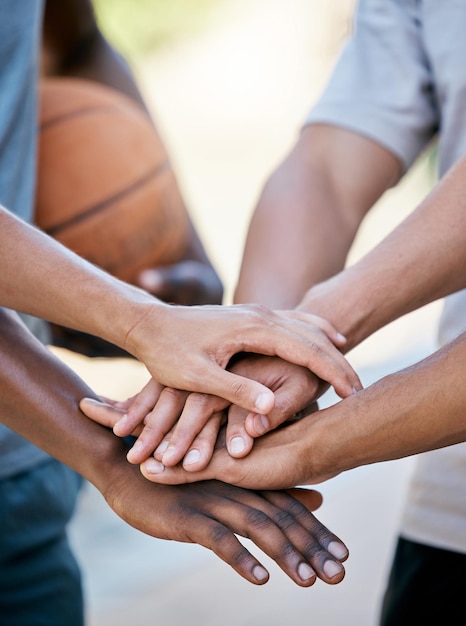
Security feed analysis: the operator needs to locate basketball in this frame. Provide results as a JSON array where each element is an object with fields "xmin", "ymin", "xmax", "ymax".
[{"xmin": 35, "ymin": 77, "xmax": 190, "ymax": 285}]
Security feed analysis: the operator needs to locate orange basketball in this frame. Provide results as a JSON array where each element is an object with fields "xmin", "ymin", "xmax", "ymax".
[{"xmin": 35, "ymin": 77, "xmax": 190, "ymax": 284}]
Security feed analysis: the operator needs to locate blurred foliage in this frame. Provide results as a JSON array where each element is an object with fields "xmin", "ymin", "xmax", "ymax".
[{"xmin": 93, "ymin": 0, "xmax": 221, "ymax": 60}]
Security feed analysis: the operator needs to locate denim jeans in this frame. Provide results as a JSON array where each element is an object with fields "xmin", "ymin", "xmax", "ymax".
[{"xmin": 0, "ymin": 458, "xmax": 83, "ymax": 626}]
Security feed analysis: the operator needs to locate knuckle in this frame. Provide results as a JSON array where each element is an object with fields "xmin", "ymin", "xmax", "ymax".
[
  {"xmin": 302, "ymin": 531, "xmax": 333, "ymax": 562},
  {"xmin": 245, "ymin": 508, "xmax": 272, "ymax": 530},
  {"xmin": 230, "ymin": 545, "xmax": 253, "ymax": 567},
  {"xmin": 209, "ymin": 522, "xmax": 231, "ymax": 545},
  {"xmin": 279, "ymin": 542, "xmax": 298, "ymax": 560},
  {"xmin": 186, "ymin": 393, "xmax": 211, "ymax": 411},
  {"xmin": 277, "ymin": 498, "xmax": 305, "ymax": 520},
  {"xmin": 273, "ymin": 396, "xmax": 294, "ymax": 421},
  {"xmin": 246, "ymin": 303, "xmax": 273, "ymax": 326},
  {"xmin": 271, "ymin": 509, "xmax": 298, "ymax": 533},
  {"xmin": 229, "ymin": 377, "xmax": 250, "ymax": 400},
  {"xmin": 161, "ymin": 387, "xmax": 183, "ymax": 401},
  {"xmin": 308, "ymin": 341, "xmax": 324, "ymax": 358}
]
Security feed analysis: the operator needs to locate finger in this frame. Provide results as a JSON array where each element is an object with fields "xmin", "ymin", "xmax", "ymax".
[
  {"xmin": 225, "ymin": 404, "xmax": 255, "ymax": 458},
  {"xmin": 141, "ymin": 418, "xmax": 308, "ymax": 490},
  {"xmin": 181, "ymin": 411, "xmax": 224, "ymax": 471},
  {"xmin": 115, "ymin": 379, "xmax": 165, "ymax": 437},
  {"xmin": 191, "ymin": 364, "xmax": 276, "ymax": 417},
  {"xmin": 198, "ymin": 487, "xmax": 315, "ymax": 587},
  {"xmin": 126, "ymin": 388, "xmax": 188, "ymax": 464},
  {"xmin": 281, "ymin": 310, "xmax": 348, "ymax": 347},
  {"xmin": 187, "ymin": 511, "xmax": 271, "ymax": 585},
  {"xmin": 141, "ymin": 454, "xmax": 213, "ymax": 484},
  {"xmin": 266, "ymin": 316, "xmax": 362, "ymax": 398},
  {"xmin": 153, "ymin": 426, "xmax": 174, "ymax": 461},
  {"xmin": 245, "ymin": 397, "xmax": 323, "ymax": 438},
  {"xmin": 95, "ymin": 394, "xmax": 131, "ymax": 409},
  {"xmin": 206, "ymin": 483, "xmax": 345, "ymax": 586},
  {"xmin": 244, "ymin": 378, "xmax": 321, "ymax": 439},
  {"xmin": 79, "ymin": 397, "xmax": 127, "ymax": 430},
  {"xmin": 161, "ymin": 394, "xmax": 228, "ymax": 467},
  {"xmin": 260, "ymin": 490, "xmax": 348, "ymax": 583}
]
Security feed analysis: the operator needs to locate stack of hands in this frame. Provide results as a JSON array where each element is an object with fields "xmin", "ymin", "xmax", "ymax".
[
  {"xmin": 77, "ymin": 306, "xmax": 361, "ymax": 587},
  {"xmin": 81, "ymin": 310, "xmax": 360, "ymax": 484}
]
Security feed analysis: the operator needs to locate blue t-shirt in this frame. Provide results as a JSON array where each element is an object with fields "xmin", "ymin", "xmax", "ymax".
[{"xmin": 0, "ymin": 0, "xmax": 52, "ymax": 479}]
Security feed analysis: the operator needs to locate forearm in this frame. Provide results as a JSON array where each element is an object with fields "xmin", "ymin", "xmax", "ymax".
[
  {"xmin": 0, "ymin": 207, "xmax": 161, "ymax": 353},
  {"xmin": 0, "ymin": 307, "xmax": 128, "ymax": 492},
  {"xmin": 307, "ymin": 332, "xmax": 466, "ymax": 480},
  {"xmin": 234, "ymin": 125, "xmax": 401, "ymax": 308},
  {"xmin": 299, "ymin": 155, "xmax": 466, "ymax": 350}
]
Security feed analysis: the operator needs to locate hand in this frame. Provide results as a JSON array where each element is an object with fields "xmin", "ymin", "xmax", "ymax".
[
  {"xmin": 125, "ymin": 304, "xmax": 361, "ymax": 437},
  {"xmin": 80, "ymin": 352, "xmax": 338, "ymax": 471},
  {"xmin": 137, "ymin": 260, "xmax": 223, "ymax": 306},
  {"xmin": 146, "ymin": 356, "xmax": 322, "ymax": 470},
  {"xmin": 103, "ymin": 457, "xmax": 348, "ymax": 587},
  {"xmin": 134, "ymin": 413, "xmax": 337, "ymax": 490}
]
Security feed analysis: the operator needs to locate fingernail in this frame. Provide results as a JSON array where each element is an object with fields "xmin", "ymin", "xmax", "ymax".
[
  {"xmin": 81, "ymin": 397, "xmax": 101, "ymax": 405},
  {"xmin": 352, "ymin": 386, "xmax": 360, "ymax": 394},
  {"xmin": 156, "ymin": 440, "xmax": 169, "ymax": 454},
  {"xmin": 255, "ymin": 392, "xmax": 272, "ymax": 413},
  {"xmin": 230, "ymin": 436, "xmax": 246, "ymax": 454},
  {"xmin": 113, "ymin": 414, "xmax": 128, "ymax": 434},
  {"xmin": 129, "ymin": 440, "xmax": 144, "ymax": 455},
  {"xmin": 256, "ymin": 414, "xmax": 269, "ymax": 434},
  {"xmin": 144, "ymin": 458, "xmax": 165, "ymax": 474},
  {"xmin": 184, "ymin": 449, "xmax": 201, "ymax": 465},
  {"xmin": 336, "ymin": 332, "xmax": 347, "ymax": 343},
  {"xmin": 127, "ymin": 441, "xmax": 144, "ymax": 463},
  {"xmin": 323, "ymin": 559, "xmax": 343, "ymax": 579},
  {"xmin": 327, "ymin": 541, "xmax": 348, "ymax": 560},
  {"xmin": 298, "ymin": 562, "xmax": 316, "ymax": 582},
  {"xmin": 162, "ymin": 446, "xmax": 177, "ymax": 464},
  {"xmin": 252, "ymin": 565, "xmax": 268, "ymax": 582}
]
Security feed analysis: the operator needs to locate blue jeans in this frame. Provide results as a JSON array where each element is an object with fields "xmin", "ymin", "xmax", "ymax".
[{"xmin": 0, "ymin": 459, "xmax": 83, "ymax": 626}]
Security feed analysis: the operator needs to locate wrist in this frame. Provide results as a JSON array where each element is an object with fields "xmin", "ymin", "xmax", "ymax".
[
  {"xmin": 99, "ymin": 284, "xmax": 168, "ymax": 357},
  {"xmin": 299, "ymin": 395, "xmax": 369, "ymax": 482},
  {"xmin": 297, "ymin": 275, "xmax": 377, "ymax": 352}
]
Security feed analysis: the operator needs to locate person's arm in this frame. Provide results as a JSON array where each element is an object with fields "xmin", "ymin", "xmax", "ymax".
[
  {"xmin": 136, "ymin": 331, "xmax": 466, "ymax": 489},
  {"xmin": 129, "ymin": 154, "xmax": 466, "ymax": 488},
  {"xmin": 0, "ymin": 306, "xmax": 348, "ymax": 584},
  {"xmin": 223, "ymin": 131, "xmax": 463, "ymax": 443},
  {"xmin": 41, "ymin": 0, "xmax": 223, "ymax": 307},
  {"xmin": 82, "ymin": 126, "xmax": 391, "ymax": 463},
  {"xmin": 298, "ymin": 153, "xmax": 466, "ymax": 349},
  {"xmin": 0, "ymin": 206, "xmax": 360, "ymax": 413},
  {"xmin": 235, "ymin": 124, "xmax": 402, "ymax": 308}
]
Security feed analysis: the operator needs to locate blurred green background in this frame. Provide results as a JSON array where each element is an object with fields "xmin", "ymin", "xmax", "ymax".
[{"xmin": 93, "ymin": 0, "xmax": 222, "ymax": 60}]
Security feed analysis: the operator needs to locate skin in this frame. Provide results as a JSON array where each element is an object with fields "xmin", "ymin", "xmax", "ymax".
[
  {"xmin": 41, "ymin": 0, "xmax": 223, "ymax": 307},
  {"xmin": 81, "ymin": 134, "xmax": 466, "ymax": 485},
  {"xmin": 133, "ymin": 330, "xmax": 466, "ymax": 489},
  {"xmin": 0, "ymin": 1, "xmax": 358, "ymax": 587},
  {"xmin": 85, "ymin": 318, "xmax": 347, "ymax": 471},
  {"xmin": 0, "ymin": 306, "xmax": 349, "ymax": 584},
  {"xmin": 80, "ymin": 126, "xmax": 396, "ymax": 466},
  {"xmin": 0, "ymin": 206, "xmax": 360, "ymax": 415}
]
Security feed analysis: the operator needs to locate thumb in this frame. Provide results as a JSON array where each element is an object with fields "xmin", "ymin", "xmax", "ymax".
[
  {"xmin": 199, "ymin": 366, "xmax": 275, "ymax": 416},
  {"xmin": 79, "ymin": 397, "xmax": 125, "ymax": 429}
]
